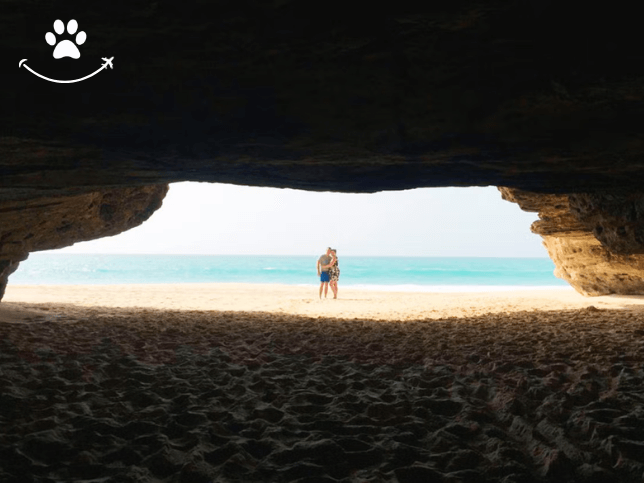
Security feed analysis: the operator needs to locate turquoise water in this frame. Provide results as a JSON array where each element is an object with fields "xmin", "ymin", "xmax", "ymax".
[{"xmin": 9, "ymin": 254, "xmax": 571, "ymax": 292}]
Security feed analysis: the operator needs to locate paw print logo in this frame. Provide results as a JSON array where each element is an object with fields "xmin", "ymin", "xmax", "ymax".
[
  {"xmin": 19, "ymin": 18, "xmax": 113, "ymax": 83},
  {"xmin": 45, "ymin": 19, "xmax": 87, "ymax": 59}
]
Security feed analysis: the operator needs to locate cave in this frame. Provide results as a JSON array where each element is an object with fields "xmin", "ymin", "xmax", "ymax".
[
  {"xmin": 4, "ymin": 3, "xmax": 644, "ymax": 482},
  {"xmin": 3, "ymin": 1, "xmax": 644, "ymax": 299}
]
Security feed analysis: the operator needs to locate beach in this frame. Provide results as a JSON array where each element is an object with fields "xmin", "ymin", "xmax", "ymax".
[
  {"xmin": 5, "ymin": 283, "xmax": 644, "ymax": 319},
  {"xmin": 2, "ymin": 284, "xmax": 644, "ymax": 482}
]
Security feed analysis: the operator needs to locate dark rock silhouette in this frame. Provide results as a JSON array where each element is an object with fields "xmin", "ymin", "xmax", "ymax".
[{"xmin": 2, "ymin": 1, "xmax": 644, "ymax": 296}]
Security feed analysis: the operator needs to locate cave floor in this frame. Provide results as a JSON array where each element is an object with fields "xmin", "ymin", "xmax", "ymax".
[{"xmin": 1, "ymin": 303, "xmax": 644, "ymax": 482}]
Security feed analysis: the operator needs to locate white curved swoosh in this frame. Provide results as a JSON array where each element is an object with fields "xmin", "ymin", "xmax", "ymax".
[{"xmin": 19, "ymin": 59, "xmax": 113, "ymax": 84}]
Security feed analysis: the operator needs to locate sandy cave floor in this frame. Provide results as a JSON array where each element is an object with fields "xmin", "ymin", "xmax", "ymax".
[{"xmin": 1, "ymin": 294, "xmax": 644, "ymax": 482}]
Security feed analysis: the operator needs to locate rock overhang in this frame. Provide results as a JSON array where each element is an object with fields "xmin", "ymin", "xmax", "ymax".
[{"xmin": 2, "ymin": 1, "xmax": 644, "ymax": 297}]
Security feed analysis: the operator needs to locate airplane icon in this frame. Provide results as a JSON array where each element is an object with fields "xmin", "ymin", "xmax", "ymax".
[{"xmin": 101, "ymin": 57, "xmax": 114, "ymax": 69}]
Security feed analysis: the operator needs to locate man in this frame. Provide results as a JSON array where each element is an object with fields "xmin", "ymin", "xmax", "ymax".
[{"xmin": 317, "ymin": 247, "xmax": 333, "ymax": 299}]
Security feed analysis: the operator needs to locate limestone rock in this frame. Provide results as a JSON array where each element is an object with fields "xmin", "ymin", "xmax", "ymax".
[
  {"xmin": 0, "ymin": 185, "xmax": 168, "ymax": 298},
  {"xmin": 0, "ymin": 256, "xmax": 27, "ymax": 301},
  {"xmin": 542, "ymin": 235, "xmax": 644, "ymax": 296},
  {"xmin": 499, "ymin": 187, "xmax": 644, "ymax": 296},
  {"xmin": 568, "ymin": 193, "xmax": 644, "ymax": 255},
  {"xmin": 498, "ymin": 189, "xmax": 587, "ymax": 238}
]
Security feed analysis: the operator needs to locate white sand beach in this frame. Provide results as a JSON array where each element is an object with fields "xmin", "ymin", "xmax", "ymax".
[{"xmin": 4, "ymin": 283, "xmax": 644, "ymax": 320}]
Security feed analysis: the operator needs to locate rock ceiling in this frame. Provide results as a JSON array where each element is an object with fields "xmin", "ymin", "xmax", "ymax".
[{"xmin": 2, "ymin": 1, "xmax": 644, "ymax": 297}]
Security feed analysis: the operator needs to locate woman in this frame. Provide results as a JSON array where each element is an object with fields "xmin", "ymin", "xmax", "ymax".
[{"xmin": 327, "ymin": 249, "xmax": 340, "ymax": 299}]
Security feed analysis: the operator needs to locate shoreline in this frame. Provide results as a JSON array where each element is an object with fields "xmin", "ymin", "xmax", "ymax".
[
  {"xmin": 4, "ymin": 282, "xmax": 644, "ymax": 321},
  {"xmin": 6, "ymin": 281, "xmax": 574, "ymax": 291}
]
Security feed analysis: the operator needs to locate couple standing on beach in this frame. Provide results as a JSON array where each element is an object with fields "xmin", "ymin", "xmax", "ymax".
[{"xmin": 317, "ymin": 247, "xmax": 340, "ymax": 299}]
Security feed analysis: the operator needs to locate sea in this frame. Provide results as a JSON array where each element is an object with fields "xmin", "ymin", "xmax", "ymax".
[{"xmin": 9, "ymin": 254, "xmax": 572, "ymax": 292}]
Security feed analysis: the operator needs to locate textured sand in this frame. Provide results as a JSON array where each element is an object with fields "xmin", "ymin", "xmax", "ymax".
[{"xmin": 2, "ymin": 285, "xmax": 644, "ymax": 482}]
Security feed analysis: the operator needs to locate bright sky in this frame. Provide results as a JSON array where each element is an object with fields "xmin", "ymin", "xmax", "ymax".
[{"xmin": 53, "ymin": 182, "xmax": 546, "ymax": 257}]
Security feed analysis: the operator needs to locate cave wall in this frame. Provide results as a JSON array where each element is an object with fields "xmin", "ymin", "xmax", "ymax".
[
  {"xmin": 2, "ymin": 1, "xmax": 644, "ymax": 298},
  {"xmin": 500, "ymin": 188, "xmax": 644, "ymax": 296},
  {"xmin": 0, "ymin": 186, "xmax": 168, "ymax": 299}
]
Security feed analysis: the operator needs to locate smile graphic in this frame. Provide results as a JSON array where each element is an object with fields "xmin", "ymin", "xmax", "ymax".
[
  {"xmin": 19, "ymin": 57, "xmax": 114, "ymax": 84},
  {"xmin": 18, "ymin": 19, "xmax": 114, "ymax": 84}
]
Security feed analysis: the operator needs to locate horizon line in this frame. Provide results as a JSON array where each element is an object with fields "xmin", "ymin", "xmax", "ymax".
[{"xmin": 35, "ymin": 252, "xmax": 552, "ymax": 259}]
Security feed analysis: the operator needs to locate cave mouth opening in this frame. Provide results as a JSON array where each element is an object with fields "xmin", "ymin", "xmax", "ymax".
[{"xmin": 6, "ymin": 182, "xmax": 566, "ymax": 294}]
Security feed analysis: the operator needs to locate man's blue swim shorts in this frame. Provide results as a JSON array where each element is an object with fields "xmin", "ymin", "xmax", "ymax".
[{"xmin": 320, "ymin": 271, "xmax": 330, "ymax": 282}]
